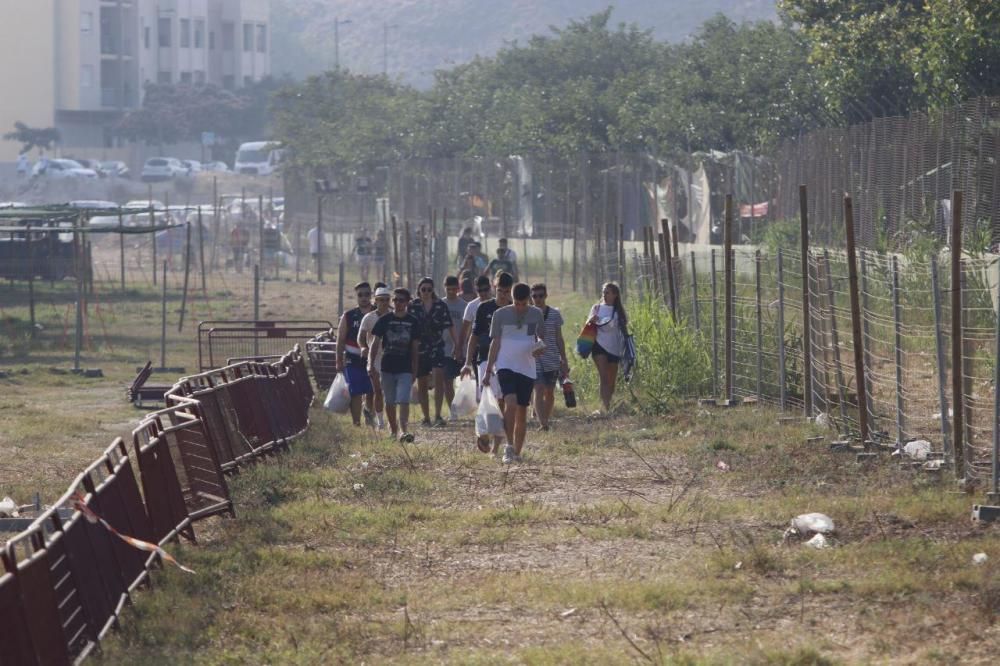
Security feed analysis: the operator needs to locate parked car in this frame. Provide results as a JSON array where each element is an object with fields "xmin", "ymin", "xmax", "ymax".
[
  {"xmin": 234, "ymin": 141, "xmax": 284, "ymax": 175},
  {"xmin": 202, "ymin": 161, "xmax": 230, "ymax": 172},
  {"xmin": 0, "ymin": 202, "xmax": 29, "ymax": 209},
  {"xmin": 180, "ymin": 159, "xmax": 203, "ymax": 174},
  {"xmin": 31, "ymin": 158, "xmax": 99, "ymax": 179},
  {"xmin": 100, "ymin": 160, "xmax": 130, "ymax": 178},
  {"xmin": 123, "ymin": 199, "xmax": 166, "ymax": 226},
  {"xmin": 141, "ymin": 157, "xmax": 186, "ymax": 182},
  {"xmin": 69, "ymin": 200, "xmax": 122, "ymax": 228}
]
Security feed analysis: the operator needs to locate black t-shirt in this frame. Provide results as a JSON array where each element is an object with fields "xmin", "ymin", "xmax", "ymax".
[
  {"xmin": 472, "ymin": 299, "xmax": 501, "ymax": 364},
  {"xmin": 371, "ymin": 312, "xmax": 420, "ymax": 373},
  {"xmin": 341, "ymin": 307, "xmax": 368, "ymax": 367}
]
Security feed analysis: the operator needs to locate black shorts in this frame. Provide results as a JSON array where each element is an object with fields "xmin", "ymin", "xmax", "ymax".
[
  {"xmin": 534, "ymin": 369, "xmax": 559, "ymax": 386},
  {"xmin": 417, "ymin": 345, "xmax": 445, "ymax": 378},
  {"xmin": 497, "ymin": 369, "xmax": 534, "ymax": 407},
  {"xmin": 592, "ymin": 342, "xmax": 620, "ymax": 364},
  {"xmin": 443, "ymin": 357, "xmax": 462, "ymax": 381}
]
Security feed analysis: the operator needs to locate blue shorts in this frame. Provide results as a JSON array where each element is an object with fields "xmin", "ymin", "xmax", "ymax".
[
  {"xmin": 343, "ymin": 365, "xmax": 373, "ymax": 396},
  {"xmin": 380, "ymin": 372, "xmax": 413, "ymax": 406},
  {"xmin": 443, "ymin": 357, "xmax": 462, "ymax": 381}
]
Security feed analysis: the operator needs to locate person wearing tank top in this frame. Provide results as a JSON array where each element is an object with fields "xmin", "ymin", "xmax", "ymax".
[
  {"xmin": 588, "ymin": 282, "xmax": 627, "ymax": 414},
  {"xmin": 336, "ymin": 281, "xmax": 375, "ymax": 426}
]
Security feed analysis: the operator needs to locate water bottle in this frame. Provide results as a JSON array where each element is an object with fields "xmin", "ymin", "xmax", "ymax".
[{"xmin": 562, "ymin": 377, "xmax": 576, "ymax": 408}]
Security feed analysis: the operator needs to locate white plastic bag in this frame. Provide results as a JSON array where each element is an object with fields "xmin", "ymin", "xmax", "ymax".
[
  {"xmin": 323, "ymin": 373, "xmax": 351, "ymax": 414},
  {"xmin": 451, "ymin": 375, "xmax": 478, "ymax": 417},
  {"xmin": 475, "ymin": 388, "xmax": 505, "ymax": 437}
]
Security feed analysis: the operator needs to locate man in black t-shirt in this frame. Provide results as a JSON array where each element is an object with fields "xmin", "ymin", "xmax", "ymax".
[
  {"xmin": 368, "ymin": 288, "xmax": 420, "ymax": 443},
  {"xmin": 336, "ymin": 282, "xmax": 374, "ymax": 426}
]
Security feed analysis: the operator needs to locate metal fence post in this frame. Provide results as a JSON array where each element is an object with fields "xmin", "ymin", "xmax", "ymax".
[
  {"xmin": 160, "ymin": 261, "xmax": 168, "ymax": 369},
  {"xmin": 799, "ymin": 184, "xmax": 812, "ymax": 416},
  {"xmin": 891, "ymin": 255, "xmax": 906, "ymax": 445},
  {"xmin": 662, "ymin": 219, "xmax": 676, "ymax": 318},
  {"xmin": 118, "ymin": 210, "xmax": 126, "ymax": 291},
  {"xmin": 843, "ymin": 195, "xmax": 869, "ymax": 444},
  {"xmin": 724, "ymin": 195, "xmax": 734, "ymax": 403},
  {"xmin": 930, "ymin": 256, "xmax": 952, "ymax": 459},
  {"xmin": 690, "ymin": 251, "xmax": 700, "ymax": 332},
  {"xmin": 777, "ymin": 248, "xmax": 787, "ymax": 410},
  {"xmin": 755, "ymin": 249, "xmax": 763, "ymax": 402},
  {"xmin": 951, "ymin": 190, "xmax": 965, "ymax": 477},
  {"xmin": 178, "ymin": 222, "xmax": 191, "ymax": 333},
  {"xmin": 317, "ymin": 196, "xmax": 324, "ymax": 284},
  {"xmin": 710, "ymin": 248, "xmax": 719, "ymax": 398},
  {"xmin": 992, "ymin": 258, "xmax": 1000, "ymax": 501}
]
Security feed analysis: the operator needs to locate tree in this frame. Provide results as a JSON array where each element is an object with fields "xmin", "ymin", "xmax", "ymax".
[
  {"xmin": 3, "ymin": 122, "xmax": 60, "ymax": 155},
  {"xmin": 117, "ymin": 83, "xmax": 247, "ymax": 152}
]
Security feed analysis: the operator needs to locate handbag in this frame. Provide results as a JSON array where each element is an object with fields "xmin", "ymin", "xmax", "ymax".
[{"xmin": 576, "ymin": 320, "xmax": 598, "ymax": 358}]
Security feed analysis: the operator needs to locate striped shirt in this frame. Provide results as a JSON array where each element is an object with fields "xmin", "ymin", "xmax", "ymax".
[{"xmin": 535, "ymin": 305, "xmax": 565, "ymax": 373}]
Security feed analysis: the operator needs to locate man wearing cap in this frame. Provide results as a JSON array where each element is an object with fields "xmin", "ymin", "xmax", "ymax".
[
  {"xmin": 360, "ymin": 283, "xmax": 392, "ymax": 429},
  {"xmin": 368, "ymin": 288, "xmax": 421, "ymax": 443}
]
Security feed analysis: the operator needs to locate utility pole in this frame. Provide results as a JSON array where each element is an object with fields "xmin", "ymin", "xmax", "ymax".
[{"xmin": 334, "ymin": 17, "xmax": 352, "ymax": 72}]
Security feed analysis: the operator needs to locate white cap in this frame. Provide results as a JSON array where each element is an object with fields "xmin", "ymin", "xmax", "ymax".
[{"xmin": 374, "ymin": 286, "xmax": 392, "ymax": 298}]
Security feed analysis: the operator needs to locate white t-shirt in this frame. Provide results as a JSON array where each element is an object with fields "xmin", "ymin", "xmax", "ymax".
[
  {"xmin": 592, "ymin": 303, "xmax": 625, "ymax": 356},
  {"xmin": 360, "ymin": 309, "xmax": 387, "ymax": 367},
  {"xmin": 463, "ymin": 296, "xmax": 483, "ymax": 324},
  {"xmin": 489, "ymin": 305, "xmax": 543, "ymax": 378}
]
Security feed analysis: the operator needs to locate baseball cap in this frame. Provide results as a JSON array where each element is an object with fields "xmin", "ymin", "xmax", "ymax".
[{"xmin": 374, "ymin": 286, "xmax": 392, "ymax": 298}]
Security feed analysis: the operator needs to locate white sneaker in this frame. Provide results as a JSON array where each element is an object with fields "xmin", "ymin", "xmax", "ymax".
[{"xmin": 502, "ymin": 445, "xmax": 515, "ymax": 464}]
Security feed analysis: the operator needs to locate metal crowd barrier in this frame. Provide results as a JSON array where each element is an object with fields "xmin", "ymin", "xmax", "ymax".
[{"xmin": 0, "ymin": 345, "xmax": 314, "ymax": 664}]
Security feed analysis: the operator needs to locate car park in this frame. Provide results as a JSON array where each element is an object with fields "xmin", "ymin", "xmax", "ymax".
[
  {"xmin": 141, "ymin": 157, "xmax": 186, "ymax": 182},
  {"xmin": 202, "ymin": 161, "xmax": 230, "ymax": 172},
  {"xmin": 31, "ymin": 158, "xmax": 99, "ymax": 179}
]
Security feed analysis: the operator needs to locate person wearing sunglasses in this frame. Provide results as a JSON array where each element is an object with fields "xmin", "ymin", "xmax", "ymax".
[
  {"xmin": 482, "ymin": 282, "xmax": 545, "ymax": 464},
  {"xmin": 529, "ymin": 283, "xmax": 568, "ymax": 431},
  {"xmin": 368, "ymin": 288, "xmax": 420, "ymax": 443},
  {"xmin": 458, "ymin": 274, "xmax": 492, "ymax": 371},
  {"xmin": 335, "ymin": 281, "xmax": 375, "ymax": 426},
  {"xmin": 359, "ymin": 283, "xmax": 392, "ymax": 430},
  {"xmin": 408, "ymin": 277, "xmax": 457, "ymax": 427}
]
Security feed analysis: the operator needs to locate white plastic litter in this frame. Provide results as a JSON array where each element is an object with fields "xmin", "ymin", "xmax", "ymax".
[
  {"xmin": 0, "ymin": 497, "xmax": 17, "ymax": 517},
  {"xmin": 353, "ymin": 483, "xmax": 364, "ymax": 492},
  {"xmin": 902, "ymin": 439, "xmax": 931, "ymax": 461},
  {"xmin": 450, "ymin": 375, "xmax": 478, "ymax": 417},
  {"xmin": 931, "ymin": 408, "xmax": 954, "ymax": 421},
  {"xmin": 814, "ymin": 412, "xmax": 829, "ymax": 428},
  {"xmin": 922, "ymin": 459, "xmax": 944, "ymax": 471},
  {"xmin": 805, "ymin": 533, "xmax": 829, "ymax": 549},
  {"xmin": 323, "ymin": 373, "xmax": 351, "ymax": 414},
  {"xmin": 475, "ymin": 387, "xmax": 505, "ymax": 437},
  {"xmin": 972, "ymin": 552, "xmax": 988, "ymax": 566},
  {"xmin": 790, "ymin": 513, "xmax": 835, "ymax": 535}
]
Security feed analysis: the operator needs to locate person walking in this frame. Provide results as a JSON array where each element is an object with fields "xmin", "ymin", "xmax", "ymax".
[
  {"xmin": 360, "ymin": 283, "xmax": 391, "ymax": 429},
  {"xmin": 354, "ymin": 230, "xmax": 373, "ymax": 282},
  {"xmin": 483, "ymin": 282, "xmax": 545, "ymax": 464},
  {"xmin": 408, "ymin": 277, "xmax": 457, "ymax": 427},
  {"xmin": 373, "ymin": 229, "xmax": 387, "ymax": 282},
  {"xmin": 462, "ymin": 272, "xmax": 513, "ymax": 453},
  {"xmin": 457, "ymin": 226, "xmax": 476, "ymax": 265},
  {"xmin": 530, "ymin": 283, "xmax": 568, "ymax": 430},
  {"xmin": 335, "ymin": 282, "xmax": 375, "ymax": 426},
  {"xmin": 486, "ymin": 245, "xmax": 517, "ymax": 281},
  {"xmin": 368, "ymin": 288, "xmax": 420, "ymax": 442},
  {"xmin": 459, "ymin": 274, "xmax": 492, "ymax": 361},
  {"xmin": 589, "ymin": 282, "xmax": 627, "ymax": 414},
  {"xmin": 442, "ymin": 275, "xmax": 468, "ymax": 419}
]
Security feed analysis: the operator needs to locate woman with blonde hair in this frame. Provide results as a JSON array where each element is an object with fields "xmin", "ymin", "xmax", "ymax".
[{"xmin": 588, "ymin": 282, "xmax": 627, "ymax": 413}]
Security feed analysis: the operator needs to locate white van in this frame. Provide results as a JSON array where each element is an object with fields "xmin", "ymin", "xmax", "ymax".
[{"xmin": 234, "ymin": 141, "xmax": 284, "ymax": 176}]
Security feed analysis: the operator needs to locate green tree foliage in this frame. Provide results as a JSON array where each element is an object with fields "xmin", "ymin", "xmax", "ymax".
[
  {"xmin": 778, "ymin": 0, "xmax": 1000, "ymax": 118},
  {"xmin": 3, "ymin": 122, "xmax": 60, "ymax": 155}
]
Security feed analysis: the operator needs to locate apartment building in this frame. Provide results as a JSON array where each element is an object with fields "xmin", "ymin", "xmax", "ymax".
[{"xmin": 0, "ymin": 0, "xmax": 270, "ymax": 162}]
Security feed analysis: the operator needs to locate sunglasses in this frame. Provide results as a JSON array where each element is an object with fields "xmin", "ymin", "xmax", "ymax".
[
  {"xmin": 531, "ymin": 293, "xmax": 545, "ymax": 299},
  {"xmin": 392, "ymin": 297, "xmax": 408, "ymax": 303},
  {"xmin": 357, "ymin": 292, "xmax": 372, "ymax": 298},
  {"xmin": 477, "ymin": 288, "xmax": 490, "ymax": 293},
  {"xmin": 419, "ymin": 288, "xmax": 433, "ymax": 293}
]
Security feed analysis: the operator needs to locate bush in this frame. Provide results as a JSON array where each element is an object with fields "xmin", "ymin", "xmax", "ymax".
[{"xmin": 625, "ymin": 297, "xmax": 712, "ymax": 413}]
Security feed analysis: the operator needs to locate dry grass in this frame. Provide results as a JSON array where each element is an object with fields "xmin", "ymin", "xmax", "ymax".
[{"xmin": 2, "ymin": 265, "xmax": 998, "ymax": 664}]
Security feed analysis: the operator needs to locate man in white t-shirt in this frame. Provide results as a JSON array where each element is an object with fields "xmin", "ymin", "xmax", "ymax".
[
  {"xmin": 360, "ymin": 284, "xmax": 391, "ymax": 429},
  {"xmin": 308, "ymin": 226, "xmax": 321, "ymax": 267},
  {"xmin": 483, "ymin": 282, "xmax": 545, "ymax": 464}
]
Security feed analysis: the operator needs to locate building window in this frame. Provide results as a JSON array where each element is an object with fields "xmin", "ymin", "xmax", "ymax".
[
  {"xmin": 194, "ymin": 20, "xmax": 205, "ymax": 49},
  {"xmin": 158, "ymin": 17, "xmax": 171, "ymax": 47},
  {"xmin": 180, "ymin": 72, "xmax": 192, "ymax": 84},
  {"xmin": 222, "ymin": 75, "xmax": 235, "ymax": 90},
  {"xmin": 158, "ymin": 71, "xmax": 172, "ymax": 84},
  {"xmin": 256, "ymin": 25, "xmax": 267, "ymax": 53},
  {"xmin": 243, "ymin": 23, "xmax": 253, "ymax": 52},
  {"xmin": 81, "ymin": 65, "xmax": 93, "ymax": 87},
  {"xmin": 221, "ymin": 22, "xmax": 234, "ymax": 50},
  {"xmin": 194, "ymin": 70, "xmax": 205, "ymax": 85},
  {"xmin": 81, "ymin": 12, "xmax": 93, "ymax": 32},
  {"xmin": 209, "ymin": 31, "xmax": 215, "ymax": 50},
  {"xmin": 243, "ymin": 75, "xmax": 253, "ymax": 87},
  {"xmin": 144, "ymin": 26, "xmax": 150, "ymax": 49},
  {"xmin": 180, "ymin": 19, "xmax": 190, "ymax": 48}
]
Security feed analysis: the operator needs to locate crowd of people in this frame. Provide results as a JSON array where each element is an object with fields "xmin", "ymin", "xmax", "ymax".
[{"xmin": 329, "ymin": 234, "xmax": 630, "ymax": 463}]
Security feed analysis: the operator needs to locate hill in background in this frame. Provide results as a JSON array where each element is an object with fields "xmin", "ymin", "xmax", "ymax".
[{"xmin": 271, "ymin": 0, "xmax": 777, "ymax": 87}]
